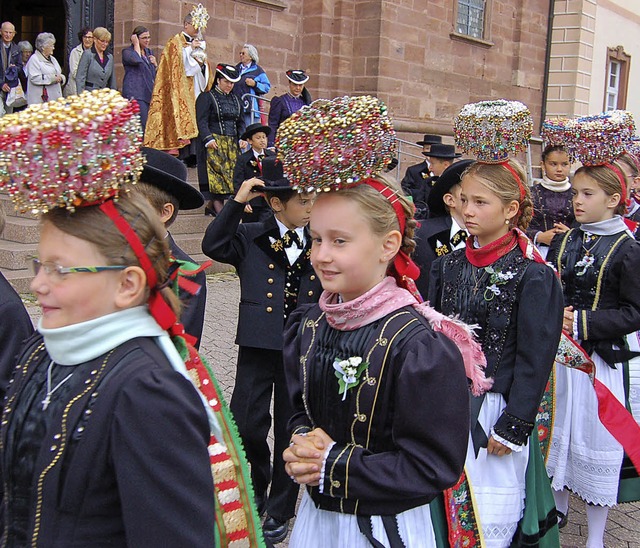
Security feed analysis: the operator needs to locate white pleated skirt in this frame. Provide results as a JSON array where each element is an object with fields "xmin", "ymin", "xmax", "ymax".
[
  {"xmin": 288, "ymin": 490, "xmax": 437, "ymax": 548},
  {"xmin": 464, "ymin": 392, "xmax": 530, "ymax": 548},
  {"xmin": 546, "ymin": 352, "xmax": 625, "ymax": 507}
]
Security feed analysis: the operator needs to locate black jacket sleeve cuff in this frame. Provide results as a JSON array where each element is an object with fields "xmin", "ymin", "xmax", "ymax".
[
  {"xmin": 321, "ymin": 443, "xmax": 357, "ymax": 499},
  {"xmin": 493, "ymin": 411, "xmax": 534, "ymax": 446}
]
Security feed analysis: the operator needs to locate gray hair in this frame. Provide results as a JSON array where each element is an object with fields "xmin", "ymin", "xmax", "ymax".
[
  {"xmin": 17, "ymin": 40, "xmax": 33, "ymax": 53},
  {"xmin": 243, "ymin": 44, "xmax": 259, "ymax": 64},
  {"xmin": 35, "ymin": 32, "xmax": 55, "ymax": 52}
]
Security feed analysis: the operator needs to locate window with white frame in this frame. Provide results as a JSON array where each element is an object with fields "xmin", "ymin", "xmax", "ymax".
[
  {"xmin": 604, "ymin": 46, "xmax": 630, "ymax": 111},
  {"xmin": 606, "ymin": 60, "xmax": 620, "ymax": 111},
  {"xmin": 456, "ymin": 0, "xmax": 486, "ymax": 39}
]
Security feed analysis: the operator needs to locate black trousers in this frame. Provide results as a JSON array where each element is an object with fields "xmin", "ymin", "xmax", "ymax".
[{"xmin": 230, "ymin": 346, "xmax": 299, "ymax": 521}]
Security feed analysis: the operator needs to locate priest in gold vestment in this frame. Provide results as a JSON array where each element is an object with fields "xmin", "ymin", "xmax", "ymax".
[{"xmin": 144, "ymin": 14, "xmax": 213, "ymax": 155}]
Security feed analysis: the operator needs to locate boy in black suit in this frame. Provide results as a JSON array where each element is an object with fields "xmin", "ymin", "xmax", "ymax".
[
  {"xmin": 233, "ymin": 122, "xmax": 274, "ymax": 223},
  {"xmin": 131, "ymin": 147, "xmax": 208, "ymax": 348},
  {"xmin": 202, "ymin": 157, "xmax": 321, "ymax": 543},
  {"xmin": 413, "ymin": 159, "xmax": 473, "ymax": 297}
]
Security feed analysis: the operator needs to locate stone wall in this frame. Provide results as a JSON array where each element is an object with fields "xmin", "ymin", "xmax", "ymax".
[{"xmin": 112, "ymin": 0, "xmax": 550, "ymax": 141}]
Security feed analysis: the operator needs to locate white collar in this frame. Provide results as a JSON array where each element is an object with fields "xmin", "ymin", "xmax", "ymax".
[
  {"xmin": 253, "ymin": 148, "xmax": 265, "ymax": 159},
  {"xmin": 539, "ymin": 175, "xmax": 571, "ymax": 192},
  {"xmin": 275, "ymin": 217, "xmax": 305, "ymax": 241}
]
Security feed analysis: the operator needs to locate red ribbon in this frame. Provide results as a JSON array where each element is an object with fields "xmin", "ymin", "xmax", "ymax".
[
  {"xmin": 361, "ymin": 178, "xmax": 421, "ymax": 294},
  {"xmin": 605, "ymin": 162, "xmax": 630, "ymax": 207},
  {"xmin": 99, "ymin": 199, "xmax": 195, "ymax": 344}
]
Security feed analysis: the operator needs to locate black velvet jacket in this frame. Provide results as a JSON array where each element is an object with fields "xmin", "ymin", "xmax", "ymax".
[
  {"xmin": 548, "ymin": 227, "xmax": 640, "ymax": 364},
  {"xmin": 284, "ymin": 304, "xmax": 469, "ymax": 516},
  {"xmin": 202, "ymin": 199, "xmax": 321, "ymax": 350},
  {"xmin": 428, "ymin": 247, "xmax": 563, "ymax": 445},
  {"xmin": 0, "ymin": 335, "xmax": 216, "ymax": 547}
]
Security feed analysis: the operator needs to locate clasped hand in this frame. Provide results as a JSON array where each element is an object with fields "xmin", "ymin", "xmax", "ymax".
[{"xmin": 283, "ymin": 428, "xmax": 334, "ymax": 486}]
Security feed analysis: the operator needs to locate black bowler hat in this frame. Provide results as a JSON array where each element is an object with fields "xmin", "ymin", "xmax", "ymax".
[
  {"xmin": 140, "ymin": 147, "xmax": 204, "ymax": 210},
  {"xmin": 427, "ymin": 159, "xmax": 474, "ymax": 218},
  {"xmin": 416, "ymin": 134, "xmax": 442, "ymax": 146},
  {"xmin": 423, "ymin": 143, "xmax": 462, "ymax": 159},
  {"xmin": 286, "ymin": 69, "xmax": 309, "ymax": 84},
  {"xmin": 241, "ymin": 123, "xmax": 271, "ymax": 141},
  {"xmin": 216, "ymin": 63, "xmax": 241, "ymax": 82}
]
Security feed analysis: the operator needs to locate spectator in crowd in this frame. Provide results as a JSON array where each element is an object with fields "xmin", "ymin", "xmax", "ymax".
[
  {"xmin": 16, "ymin": 41, "xmax": 32, "ymax": 100},
  {"xmin": 232, "ymin": 44, "xmax": 270, "ymax": 129},
  {"xmin": 267, "ymin": 69, "xmax": 311, "ymax": 148},
  {"xmin": 0, "ymin": 21, "xmax": 23, "ymax": 113},
  {"xmin": 144, "ymin": 12, "xmax": 213, "ymax": 163},
  {"xmin": 122, "ymin": 26, "xmax": 157, "ymax": 132},
  {"xmin": 75, "ymin": 27, "xmax": 115, "ymax": 93},
  {"xmin": 24, "ymin": 33, "xmax": 65, "ymax": 105},
  {"xmin": 64, "ymin": 27, "xmax": 93, "ymax": 96}
]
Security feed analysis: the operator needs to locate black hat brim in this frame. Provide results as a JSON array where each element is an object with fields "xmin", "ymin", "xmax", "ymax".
[
  {"xmin": 423, "ymin": 151, "xmax": 463, "ymax": 159},
  {"xmin": 140, "ymin": 148, "xmax": 204, "ymax": 210},
  {"xmin": 241, "ymin": 124, "xmax": 271, "ymax": 141},
  {"xmin": 426, "ymin": 159, "xmax": 474, "ymax": 218}
]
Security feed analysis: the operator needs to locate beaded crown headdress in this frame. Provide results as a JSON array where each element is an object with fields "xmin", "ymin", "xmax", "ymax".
[
  {"xmin": 453, "ymin": 100, "xmax": 533, "ymax": 163},
  {"xmin": 561, "ymin": 110, "xmax": 635, "ymax": 166},
  {"xmin": 0, "ymin": 89, "xmax": 144, "ymax": 214},
  {"xmin": 275, "ymin": 95, "xmax": 396, "ymax": 192},
  {"xmin": 541, "ymin": 117, "xmax": 571, "ymax": 148}
]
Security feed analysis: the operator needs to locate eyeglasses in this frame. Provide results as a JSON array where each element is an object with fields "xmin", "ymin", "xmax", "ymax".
[
  {"xmin": 83, "ymin": 35, "xmax": 94, "ymax": 40},
  {"xmin": 95, "ymin": 38, "xmax": 110, "ymax": 44},
  {"xmin": 31, "ymin": 258, "xmax": 126, "ymax": 282}
]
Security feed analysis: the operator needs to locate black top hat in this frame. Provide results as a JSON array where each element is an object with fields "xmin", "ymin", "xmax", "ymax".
[
  {"xmin": 286, "ymin": 69, "xmax": 309, "ymax": 84},
  {"xmin": 423, "ymin": 143, "xmax": 462, "ymax": 159},
  {"xmin": 416, "ymin": 134, "xmax": 442, "ymax": 146},
  {"xmin": 259, "ymin": 156, "xmax": 294, "ymax": 192},
  {"xmin": 215, "ymin": 64, "xmax": 241, "ymax": 83},
  {"xmin": 427, "ymin": 159, "xmax": 474, "ymax": 218},
  {"xmin": 241, "ymin": 123, "xmax": 271, "ymax": 141},
  {"xmin": 140, "ymin": 147, "xmax": 204, "ymax": 210}
]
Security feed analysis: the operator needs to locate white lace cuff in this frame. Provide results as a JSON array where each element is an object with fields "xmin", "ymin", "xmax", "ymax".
[
  {"xmin": 490, "ymin": 427, "xmax": 524, "ymax": 452},
  {"xmin": 317, "ymin": 441, "xmax": 337, "ymax": 494}
]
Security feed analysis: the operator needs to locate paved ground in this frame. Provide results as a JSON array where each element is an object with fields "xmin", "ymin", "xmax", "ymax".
[{"xmin": 23, "ymin": 272, "xmax": 640, "ymax": 547}]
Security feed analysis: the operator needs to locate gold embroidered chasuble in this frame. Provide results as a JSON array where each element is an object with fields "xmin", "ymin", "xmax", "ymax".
[{"xmin": 144, "ymin": 33, "xmax": 213, "ymax": 150}]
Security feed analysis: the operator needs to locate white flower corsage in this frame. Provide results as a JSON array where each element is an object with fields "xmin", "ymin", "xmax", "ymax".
[{"xmin": 332, "ymin": 356, "xmax": 368, "ymax": 401}]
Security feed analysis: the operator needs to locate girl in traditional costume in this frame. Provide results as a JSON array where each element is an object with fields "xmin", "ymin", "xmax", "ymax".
[
  {"xmin": 544, "ymin": 111, "xmax": 640, "ymax": 548},
  {"xmin": 278, "ymin": 95, "xmax": 487, "ymax": 547},
  {"xmin": 196, "ymin": 63, "xmax": 245, "ymax": 216},
  {"xmin": 527, "ymin": 124, "xmax": 574, "ymax": 254},
  {"xmin": 428, "ymin": 100, "xmax": 563, "ymax": 547},
  {"xmin": 0, "ymin": 89, "xmax": 264, "ymax": 547}
]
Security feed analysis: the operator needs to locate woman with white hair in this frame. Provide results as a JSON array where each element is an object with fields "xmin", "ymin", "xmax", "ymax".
[
  {"xmin": 24, "ymin": 32, "xmax": 65, "ymax": 105},
  {"xmin": 232, "ymin": 44, "xmax": 271, "ymax": 128}
]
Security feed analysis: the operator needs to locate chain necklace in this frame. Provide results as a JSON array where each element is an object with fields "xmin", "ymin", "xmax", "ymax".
[
  {"xmin": 41, "ymin": 360, "xmax": 74, "ymax": 411},
  {"xmin": 472, "ymin": 266, "xmax": 487, "ymax": 295},
  {"xmin": 574, "ymin": 232, "xmax": 600, "ymax": 277}
]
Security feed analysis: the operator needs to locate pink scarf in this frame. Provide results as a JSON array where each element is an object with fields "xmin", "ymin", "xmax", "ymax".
[{"xmin": 319, "ymin": 277, "xmax": 492, "ymax": 396}]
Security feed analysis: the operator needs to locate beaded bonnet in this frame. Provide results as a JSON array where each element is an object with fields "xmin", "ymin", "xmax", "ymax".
[
  {"xmin": 0, "ymin": 89, "xmax": 144, "ymax": 215},
  {"xmin": 453, "ymin": 100, "xmax": 533, "ymax": 163},
  {"xmin": 275, "ymin": 95, "xmax": 396, "ymax": 191},
  {"xmin": 561, "ymin": 110, "xmax": 636, "ymax": 166}
]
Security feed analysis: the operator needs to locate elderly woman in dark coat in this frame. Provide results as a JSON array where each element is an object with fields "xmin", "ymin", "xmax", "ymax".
[
  {"xmin": 76, "ymin": 27, "xmax": 116, "ymax": 93},
  {"xmin": 122, "ymin": 26, "xmax": 157, "ymax": 132}
]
